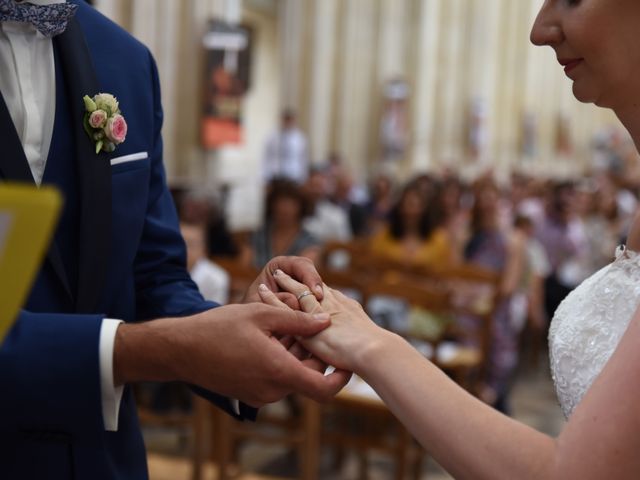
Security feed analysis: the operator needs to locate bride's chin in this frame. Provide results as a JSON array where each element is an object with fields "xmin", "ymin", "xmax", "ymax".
[
  {"xmin": 572, "ymin": 83, "xmax": 599, "ymax": 105},
  {"xmin": 572, "ymin": 83, "xmax": 612, "ymax": 108}
]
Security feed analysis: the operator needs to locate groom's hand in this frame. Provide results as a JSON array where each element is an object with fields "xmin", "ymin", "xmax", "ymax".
[{"xmin": 113, "ymin": 303, "xmax": 350, "ymax": 406}]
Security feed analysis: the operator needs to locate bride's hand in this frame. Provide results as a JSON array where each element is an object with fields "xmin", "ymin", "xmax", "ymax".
[{"xmin": 257, "ymin": 269, "xmax": 392, "ymax": 374}]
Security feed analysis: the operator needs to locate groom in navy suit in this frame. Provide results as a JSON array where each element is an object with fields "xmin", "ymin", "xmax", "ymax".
[{"xmin": 0, "ymin": 1, "xmax": 348, "ymax": 479}]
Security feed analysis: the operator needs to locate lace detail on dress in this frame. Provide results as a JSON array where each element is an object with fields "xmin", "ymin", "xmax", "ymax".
[{"xmin": 549, "ymin": 245, "xmax": 640, "ymax": 418}]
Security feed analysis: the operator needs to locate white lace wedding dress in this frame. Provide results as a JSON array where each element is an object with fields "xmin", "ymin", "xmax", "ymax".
[{"xmin": 550, "ymin": 246, "xmax": 640, "ymax": 418}]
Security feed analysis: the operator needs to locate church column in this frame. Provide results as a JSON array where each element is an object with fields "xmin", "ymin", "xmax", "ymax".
[
  {"xmin": 335, "ymin": 0, "xmax": 379, "ymax": 176},
  {"xmin": 277, "ymin": 0, "xmax": 305, "ymax": 112},
  {"xmin": 93, "ymin": 0, "xmax": 126, "ymax": 27},
  {"xmin": 376, "ymin": 0, "xmax": 412, "ymax": 178},
  {"xmin": 98, "ymin": 0, "xmax": 190, "ymax": 179},
  {"xmin": 307, "ymin": 0, "xmax": 339, "ymax": 166},
  {"xmin": 377, "ymin": 0, "xmax": 409, "ymax": 82},
  {"xmin": 410, "ymin": 0, "xmax": 442, "ymax": 173},
  {"xmin": 433, "ymin": 0, "xmax": 467, "ymax": 169},
  {"xmin": 494, "ymin": 0, "xmax": 529, "ymax": 174}
]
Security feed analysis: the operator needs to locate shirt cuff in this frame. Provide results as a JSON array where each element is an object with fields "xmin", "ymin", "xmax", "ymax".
[{"xmin": 100, "ymin": 318, "xmax": 125, "ymax": 432}]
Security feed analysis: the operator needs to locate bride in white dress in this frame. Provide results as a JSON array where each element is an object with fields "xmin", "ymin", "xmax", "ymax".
[
  {"xmin": 257, "ymin": 1, "xmax": 640, "ymax": 478},
  {"xmin": 550, "ymin": 245, "xmax": 640, "ymax": 418}
]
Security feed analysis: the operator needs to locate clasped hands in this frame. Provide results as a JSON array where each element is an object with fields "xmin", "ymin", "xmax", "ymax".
[
  {"xmin": 231, "ymin": 256, "xmax": 385, "ymax": 407},
  {"xmin": 258, "ymin": 268, "xmax": 386, "ymax": 379},
  {"xmin": 114, "ymin": 256, "xmax": 387, "ymax": 409}
]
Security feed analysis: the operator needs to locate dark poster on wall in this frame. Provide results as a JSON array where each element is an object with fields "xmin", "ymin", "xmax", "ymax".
[{"xmin": 201, "ymin": 20, "xmax": 252, "ymax": 149}]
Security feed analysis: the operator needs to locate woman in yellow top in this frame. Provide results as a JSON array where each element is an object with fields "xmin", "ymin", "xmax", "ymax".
[{"xmin": 370, "ymin": 182, "xmax": 457, "ymax": 272}]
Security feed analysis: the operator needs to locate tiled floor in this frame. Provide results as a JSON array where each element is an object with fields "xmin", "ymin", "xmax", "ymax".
[{"xmin": 146, "ymin": 359, "xmax": 565, "ymax": 480}]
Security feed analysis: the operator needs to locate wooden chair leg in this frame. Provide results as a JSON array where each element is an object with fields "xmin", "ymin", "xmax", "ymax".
[
  {"xmin": 299, "ymin": 397, "xmax": 321, "ymax": 480},
  {"xmin": 357, "ymin": 451, "xmax": 368, "ymax": 480},
  {"xmin": 330, "ymin": 445, "xmax": 346, "ymax": 473},
  {"xmin": 191, "ymin": 396, "xmax": 209, "ymax": 480},
  {"xmin": 212, "ymin": 409, "xmax": 235, "ymax": 480}
]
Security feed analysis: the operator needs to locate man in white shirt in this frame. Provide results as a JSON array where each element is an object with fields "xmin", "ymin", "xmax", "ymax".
[
  {"xmin": 262, "ymin": 109, "xmax": 310, "ymax": 184},
  {"xmin": 0, "ymin": 2, "xmax": 348, "ymax": 478}
]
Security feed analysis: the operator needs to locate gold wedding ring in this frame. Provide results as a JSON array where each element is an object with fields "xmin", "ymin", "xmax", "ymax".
[{"xmin": 297, "ymin": 290, "xmax": 313, "ymax": 301}]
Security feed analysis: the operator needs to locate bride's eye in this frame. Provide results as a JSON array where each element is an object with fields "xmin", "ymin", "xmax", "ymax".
[{"xmin": 565, "ymin": 0, "xmax": 582, "ymax": 6}]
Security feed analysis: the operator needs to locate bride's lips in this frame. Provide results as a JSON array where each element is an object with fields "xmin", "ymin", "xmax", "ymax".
[{"xmin": 559, "ymin": 58, "xmax": 583, "ymax": 76}]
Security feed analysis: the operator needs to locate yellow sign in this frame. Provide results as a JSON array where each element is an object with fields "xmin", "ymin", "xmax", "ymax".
[{"xmin": 0, "ymin": 184, "xmax": 62, "ymax": 344}]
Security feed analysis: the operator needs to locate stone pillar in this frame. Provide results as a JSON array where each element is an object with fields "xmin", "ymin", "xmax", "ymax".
[
  {"xmin": 410, "ymin": 0, "xmax": 442, "ymax": 173},
  {"xmin": 376, "ymin": 0, "xmax": 412, "ymax": 178},
  {"xmin": 434, "ymin": 0, "xmax": 467, "ymax": 168},
  {"xmin": 336, "ymin": 0, "xmax": 379, "ymax": 175},
  {"xmin": 308, "ymin": 0, "xmax": 339, "ymax": 165},
  {"xmin": 278, "ymin": 0, "xmax": 305, "ymax": 111},
  {"xmin": 93, "ymin": 0, "xmax": 128, "ymax": 27},
  {"xmin": 494, "ymin": 0, "xmax": 528, "ymax": 174},
  {"xmin": 377, "ymin": 0, "xmax": 409, "ymax": 82}
]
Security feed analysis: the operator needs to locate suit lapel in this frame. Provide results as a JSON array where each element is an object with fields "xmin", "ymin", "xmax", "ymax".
[
  {"xmin": 0, "ymin": 89, "xmax": 73, "ymax": 302},
  {"xmin": 55, "ymin": 18, "xmax": 112, "ymax": 313}
]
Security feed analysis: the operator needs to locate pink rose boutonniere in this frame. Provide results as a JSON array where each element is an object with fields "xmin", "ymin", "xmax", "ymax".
[{"xmin": 82, "ymin": 93, "xmax": 128, "ymax": 154}]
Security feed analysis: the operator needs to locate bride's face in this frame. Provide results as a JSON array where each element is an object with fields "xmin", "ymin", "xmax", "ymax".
[{"xmin": 531, "ymin": 0, "xmax": 640, "ymax": 109}]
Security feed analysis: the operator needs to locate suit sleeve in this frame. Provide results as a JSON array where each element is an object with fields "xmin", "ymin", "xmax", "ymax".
[
  {"xmin": 132, "ymin": 50, "xmax": 256, "ymax": 421},
  {"xmin": 0, "ymin": 310, "xmax": 106, "ymax": 444}
]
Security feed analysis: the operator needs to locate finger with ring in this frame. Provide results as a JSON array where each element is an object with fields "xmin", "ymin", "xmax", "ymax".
[{"xmin": 297, "ymin": 290, "xmax": 314, "ymax": 301}]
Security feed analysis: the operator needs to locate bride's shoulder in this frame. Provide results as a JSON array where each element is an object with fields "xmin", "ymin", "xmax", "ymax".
[
  {"xmin": 551, "ymin": 245, "xmax": 640, "ymax": 325},
  {"xmin": 550, "ymin": 243, "xmax": 640, "ymax": 418}
]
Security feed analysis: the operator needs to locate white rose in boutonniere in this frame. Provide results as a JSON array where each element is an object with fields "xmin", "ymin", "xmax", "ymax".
[
  {"xmin": 93, "ymin": 93, "xmax": 119, "ymax": 115},
  {"xmin": 82, "ymin": 93, "xmax": 128, "ymax": 154}
]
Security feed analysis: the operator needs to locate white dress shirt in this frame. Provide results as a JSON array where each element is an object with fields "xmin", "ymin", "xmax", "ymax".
[
  {"xmin": 0, "ymin": 0, "xmax": 124, "ymax": 431},
  {"xmin": 262, "ymin": 127, "xmax": 309, "ymax": 184}
]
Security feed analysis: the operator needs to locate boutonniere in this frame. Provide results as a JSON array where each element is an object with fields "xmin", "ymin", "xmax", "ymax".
[{"xmin": 82, "ymin": 93, "xmax": 128, "ymax": 154}]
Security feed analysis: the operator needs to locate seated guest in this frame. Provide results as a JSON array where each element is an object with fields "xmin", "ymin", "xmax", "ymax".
[
  {"xmin": 333, "ymin": 168, "xmax": 371, "ymax": 238},
  {"xmin": 434, "ymin": 176, "xmax": 471, "ymax": 260},
  {"xmin": 580, "ymin": 176, "xmax": 624, "ymax": 274},
  {"xmin": 180, "ymin": 220, "xmax": 230, "ymax": 304},
  {"xmin": 365, "ymin": 173, "xmax": 395, "ymax": 234},
  {"xmin": 535, "ymin": 181, "xmax": 588, "ymax": 320},
  {"xmin": 463, "ymin": 181, "xmax": 524, "ymax": 413},
  {"xmin": 370, "ymin": 183, "xmax": 456, "ymax": 272},
  {"xmin": 249, "ymin": 179, "xmax": 321, "ymax": 268},
  {"xmin": 303, "ymin": 168, "xmax": 352, "ymax": 243}
]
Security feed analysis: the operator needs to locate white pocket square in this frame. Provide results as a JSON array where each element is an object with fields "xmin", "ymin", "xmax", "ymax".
[{"xmin": 110, "ymin": 151, "xmax": 149, "ymax": 166}]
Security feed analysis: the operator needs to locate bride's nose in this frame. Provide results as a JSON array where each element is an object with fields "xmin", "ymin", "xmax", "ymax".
[{"xmin": 530, "ymin": 1, "xmax": 563, "ymax": 47}]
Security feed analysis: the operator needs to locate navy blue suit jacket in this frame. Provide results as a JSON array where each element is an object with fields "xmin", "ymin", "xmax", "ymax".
[{"xmin": 0, "ymin": 3, "xmax": 252, "ymax": 478}]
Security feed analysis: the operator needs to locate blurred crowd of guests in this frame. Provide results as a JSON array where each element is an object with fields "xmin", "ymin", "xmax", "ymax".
[{"xmin": 170, "ymin": 115, "xmax": 640, "ymax": 414}]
